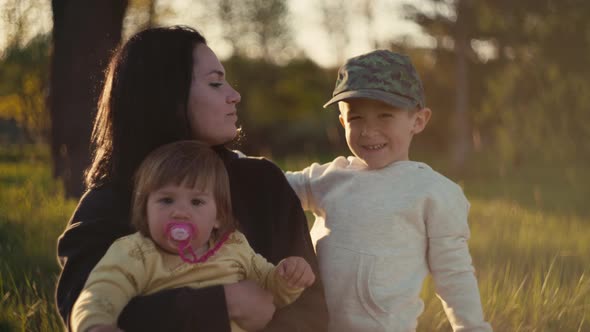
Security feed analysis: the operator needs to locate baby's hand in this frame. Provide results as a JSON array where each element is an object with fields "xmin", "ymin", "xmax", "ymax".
[{"xmin": 277, "ymin": 256, "xmax": 315, "ymax": 289}]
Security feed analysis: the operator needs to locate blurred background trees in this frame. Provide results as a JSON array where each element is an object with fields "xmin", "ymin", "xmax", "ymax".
[
  {"xmin": 0, "ymin": 0, "xmax": 51, "ymax": 143},
  {"xmin": 1, "ymin": 0, "xmax": 589, "ymax": 197},
  {"xmin": 49, "ymin": 0, "xmax": 127, "ymax": 197}
]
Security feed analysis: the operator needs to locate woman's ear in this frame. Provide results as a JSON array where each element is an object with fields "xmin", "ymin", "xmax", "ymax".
[{"xmin": 412, "ymin": 108, "xmax": 432, "ymax": 134}]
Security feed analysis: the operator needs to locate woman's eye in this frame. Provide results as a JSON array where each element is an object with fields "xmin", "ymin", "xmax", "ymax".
[
  {"xmin": 209, "ymin": 82, "xmax": 223, "ymax": 88},
  {"xmin": 380, "ymin": 113, "xmax": 394, "ymax": 118},
  {"xmin": 348, "ymin": 116, "xmax": 361, "ymax": 121},
  {"xmin": 192, "ymin": 199, "xmax": 204, "ymax": 206}
]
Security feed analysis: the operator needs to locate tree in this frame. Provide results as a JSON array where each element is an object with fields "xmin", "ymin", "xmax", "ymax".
[
  {"xmin": 359, "ymin": 0, "xmax": 378, "ymax": 50},
  {"xmin": 475, "ymin": 0, "xmax": 590, "ymax": 165},
  {"xmin": 451, "ymin": 0, "xmax": 471, "ymax": 171},
  {"xmin": 318, "ymin": 0, "xmax": 350, "ymax": 65},
  {"xmin": 197, "ymin": 0, "xmax": 292, "ymax": 63},
  {"xmin": 124, "ymin": 0, "xmax": 175, "ymax": 32},
  {"xmin": 49, "ymin": 0, "xmax": 128, "ymax": 197},
  {"xmin": 405, "ymin": 0, "xmax": 590, "ymax": 168},
  {"xmin": 0, "ymin": 34, "xmax": 51, "ymax": 142},
  {"xmin": 0, "ymin": 0, "xmax": 52, "ymax": 143},
  {"xmin": 405, "ymin": 0, "xmax": 484, "ymax": 171}
]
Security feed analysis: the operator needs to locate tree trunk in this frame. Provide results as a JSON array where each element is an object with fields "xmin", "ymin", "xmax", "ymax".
[
  {"xmin": 452, "ymin": 1, "xmax": 470, "ymax": 172},
  {"xmin": 49, "ymin": 0, "xmax": 128, "ymax": 198},
  {"xmin": 147, "ymin": 0, "xmax": 157, "ymax": 28}
]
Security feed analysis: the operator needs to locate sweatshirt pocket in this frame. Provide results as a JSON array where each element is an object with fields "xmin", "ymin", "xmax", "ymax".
[
  {"xmin": 356, "ymin": 254, "xmax": 386, "ymax": 319},
  {"xmin": 318, "ymin": 242, "xmax": 402, "ymax": 329}
]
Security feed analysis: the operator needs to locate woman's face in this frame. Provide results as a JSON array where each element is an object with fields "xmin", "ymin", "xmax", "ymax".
[{"xmin": 187, "ymin": 44, "xmax": 241, "ymax": 145}]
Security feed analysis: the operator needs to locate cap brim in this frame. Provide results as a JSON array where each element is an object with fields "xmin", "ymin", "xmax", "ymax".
[{"xmin": 323, "ymin": 89, "xmax": 418, "ymax": 109}]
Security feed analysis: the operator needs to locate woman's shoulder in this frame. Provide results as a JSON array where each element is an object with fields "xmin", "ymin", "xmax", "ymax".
[
  {"xmin": 78, "ymin": 185, "xmax": 116, "ymax": 206},
  {"xmin": 69, "ymin": 184, "xmax": 130, "ymax": 228},
  {"xmin": 59, "ymin": 185, "xmax": 133, "ymax": 255},
  {"xmin": 230, "ymin": 153, "xmax": 285, "ymax": 178},
  {"xmin": 216, "ymin": 146, "xmax": 282, "ymax": 175}
]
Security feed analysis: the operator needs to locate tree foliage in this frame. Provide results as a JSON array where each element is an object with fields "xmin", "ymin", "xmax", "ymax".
[
  {"xmin": 3, "ymin": 0, "xmax": 590, "ymax": 197},
  {"xmin": 0, "ymin": 34, "xmax": 51, "ymax": 142},
  {"xmin": 197, "ymin": 0, "xmax": 293, "ymax": 63},
  {"xmin": 223, "ymin": 55, "xmax": 346, "ymax": 157},
  {"xmin": 478, "ymin": 0, "xmax": 590, "ymax": 164},
  {"xmin": 403, "ymin": 0, "xmax": 590, "ymax": 166}
]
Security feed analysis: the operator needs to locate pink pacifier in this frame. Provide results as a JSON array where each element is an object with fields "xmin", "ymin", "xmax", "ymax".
[
  {"xmin": 164, "ymin": 221, "xmax": 232, "ymax": 264},
  {"xmin": 168, "ymin": 222, "xmax": 193, "ymax": 242},
  {"xmin": 165, "ymin": 221, "xmax": 201, "ymax": 263}
]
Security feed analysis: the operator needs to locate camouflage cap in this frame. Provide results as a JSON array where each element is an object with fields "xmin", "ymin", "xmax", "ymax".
[{"xmin": 323, "ymin": 50, "xmax": 425, "ymax": 109}]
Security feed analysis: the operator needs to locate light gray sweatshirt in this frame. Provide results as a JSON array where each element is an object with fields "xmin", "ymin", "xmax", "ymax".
[{"xmin": 286, "ymin": 156, "xmax": 492, "ymax": 332}]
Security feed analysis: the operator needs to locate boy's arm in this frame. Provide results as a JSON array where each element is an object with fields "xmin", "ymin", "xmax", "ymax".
[
  {"xmin": 285, "ymin": 167, "xmax": 311, "ymax": 211},
  {"xmin": 284, "ymin": 160, "xmax": 337, "ymax": 213},
  {"xmin": 426, "ymin": 184, "xmax": 493, "ymax": 332},
  {"xmin": 71, "ymin": 237, "xmax": 147, "ymax": 332}
]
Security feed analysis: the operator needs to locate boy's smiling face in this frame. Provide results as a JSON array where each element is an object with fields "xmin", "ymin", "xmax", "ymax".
[{"xmin": 338, "ymin": 98, "xmax": 431, "ymax": 170}]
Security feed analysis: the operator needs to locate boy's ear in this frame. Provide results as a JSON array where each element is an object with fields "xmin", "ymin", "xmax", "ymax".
[
  {"xmin": 412, "ymin": 108, "xmax": 432, "ymax": 134},
  {"xmin": 339, "ymin": 114, "xmax": 345, "ymax": 128}
]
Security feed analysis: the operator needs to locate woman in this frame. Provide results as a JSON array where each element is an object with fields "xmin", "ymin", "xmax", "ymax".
[{"xmin": 56, "ymin": 25, "xmax": 328, "ymax": 332}]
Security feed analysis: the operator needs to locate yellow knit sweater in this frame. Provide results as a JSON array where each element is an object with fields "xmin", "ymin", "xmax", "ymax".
[{"xmin": 72, "ymin": 231, "xmax": 302, "ymax": 332}]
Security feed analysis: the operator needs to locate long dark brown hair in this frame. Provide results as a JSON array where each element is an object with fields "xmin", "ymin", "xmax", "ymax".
[{"xmin": 85, "ymin": 26, "xmax": 206, "ymax": 193}]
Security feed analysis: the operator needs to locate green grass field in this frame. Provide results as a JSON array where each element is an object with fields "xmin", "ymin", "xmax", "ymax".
[{"xmin": 1, "ymin": 145, "xmax": 588, "ymax": 331}]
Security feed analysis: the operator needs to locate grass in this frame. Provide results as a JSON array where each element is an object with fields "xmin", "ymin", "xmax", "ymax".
[
  {"xmin": 1, "ymin": 145, "xmax": 589, "ymax": 331},
  {"xmin": 0, "ymin": 145, "xmax": 75, "ymax": 332},
  {"xmin": 419, "ymin": 199, "xmax": 590, "ymax": 331}
]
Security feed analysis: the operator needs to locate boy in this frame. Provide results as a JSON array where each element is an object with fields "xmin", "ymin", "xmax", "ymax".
[{"xmin": 285, "ymin": 50, "xmax": 492, "ymax": 331}]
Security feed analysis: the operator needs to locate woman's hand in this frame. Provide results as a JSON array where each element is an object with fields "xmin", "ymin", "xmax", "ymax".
[
  {"xmin": 277, "ymin": 256, "xmax": 316, "ymax": 288},
  {"xmin": 224, "ymin": 280, "xmax": 275, "ymax": 331}
]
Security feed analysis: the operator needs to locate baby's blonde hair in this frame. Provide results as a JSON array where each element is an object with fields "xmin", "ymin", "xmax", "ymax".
[{"xmin": 131, "ymin": 141, "xmax": 236, "ymax": 240}]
